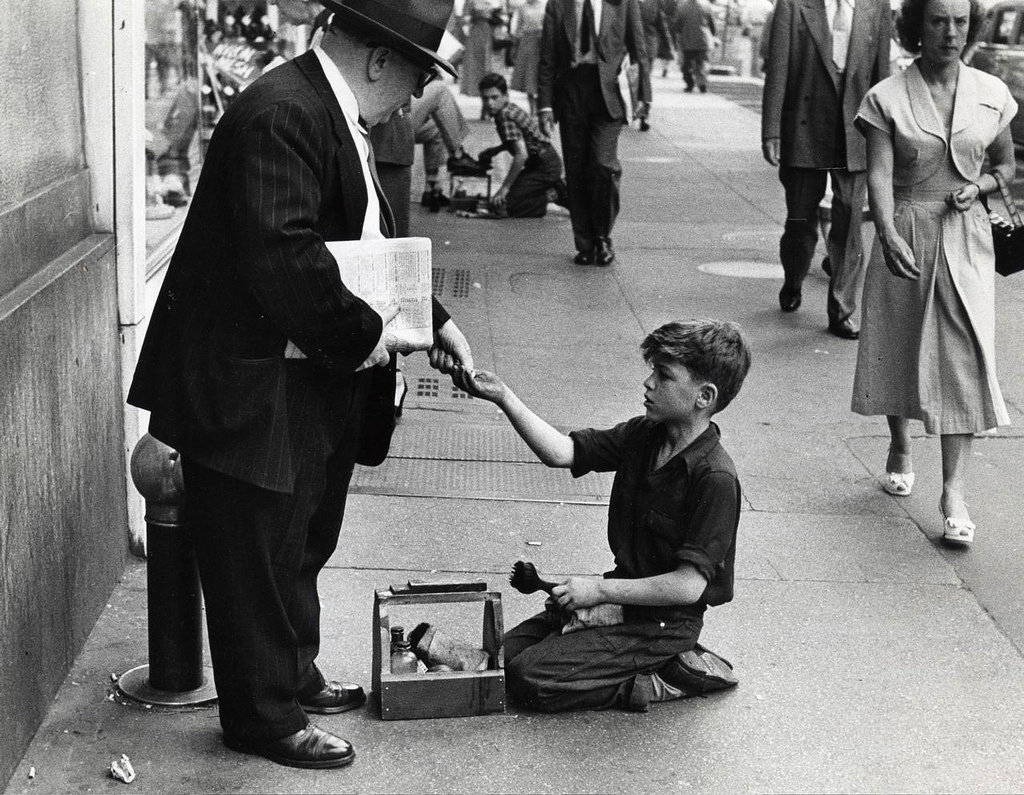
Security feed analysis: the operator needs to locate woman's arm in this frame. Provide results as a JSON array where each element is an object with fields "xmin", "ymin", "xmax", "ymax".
[
  {"xmin": 949, "ymin": 125, "xmax": 1016, "ymax": 209},
  {"xmin": 865, "ymin": 125, "xmax": 919, "ymax": 280}
]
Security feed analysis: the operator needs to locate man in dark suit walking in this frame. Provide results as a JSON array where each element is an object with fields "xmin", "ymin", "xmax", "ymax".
[
  {"xmin": 128, "ymin": 0, "xmax": 472, "ymax": 770},
  {"xmin": 761, "ymin": 0, "xmax": 891, "ymax": 339},
  {"xmin": 538, "ymin": 0, "xmax": 651, "ymax": 266}
]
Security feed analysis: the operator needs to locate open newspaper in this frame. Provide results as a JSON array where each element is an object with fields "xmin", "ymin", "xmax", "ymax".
[{"xmin": 285, "ymin": 236, "xmax": 433, "ymax": 359}]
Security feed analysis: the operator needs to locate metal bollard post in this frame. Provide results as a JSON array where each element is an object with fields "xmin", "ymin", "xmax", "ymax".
[{"xmin": 117, "ymin": 434, "xmax": 217, "ymax": 707}]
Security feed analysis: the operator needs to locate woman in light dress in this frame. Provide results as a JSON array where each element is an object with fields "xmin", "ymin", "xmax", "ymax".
[
  {"xmin": 510, "ymin": 0, "xmax": 546, "ymax": 115},
  {"xmin": 853, "ymin": 0, "xmax": 1016, "ymax": 547}
]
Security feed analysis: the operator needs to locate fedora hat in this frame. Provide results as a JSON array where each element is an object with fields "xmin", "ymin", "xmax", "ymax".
[{"xmin": 321, "ymin": 0, "xmax": 458, "ymax": 77}]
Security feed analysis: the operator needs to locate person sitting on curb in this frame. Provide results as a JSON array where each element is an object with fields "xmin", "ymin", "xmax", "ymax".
[
  {"xmin": 476, "ymin": 72, "xmax": 568, "ymax": 218},
  {"xmin": 410, "ymin": 79, "xmax": 484, "ymax": 207},
  {"xmin": 453, "ymin": 319, "xmax": 751, "ymax": 712}
]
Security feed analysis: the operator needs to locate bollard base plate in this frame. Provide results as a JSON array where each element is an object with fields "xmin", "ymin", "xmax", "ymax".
[{"xmin": 118, "ymin": 664, "xmax": 218, "ymax": 707}]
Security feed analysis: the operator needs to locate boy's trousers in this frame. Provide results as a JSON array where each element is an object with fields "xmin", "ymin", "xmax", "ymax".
[{"xmin": 504, "ymin": 609, "xmax": 703, "ymax": 712}]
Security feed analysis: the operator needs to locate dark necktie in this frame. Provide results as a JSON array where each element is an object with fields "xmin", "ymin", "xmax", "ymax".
[{"xmin": 581, "ymin": 0, "xmax": 594, "ymax": 55}]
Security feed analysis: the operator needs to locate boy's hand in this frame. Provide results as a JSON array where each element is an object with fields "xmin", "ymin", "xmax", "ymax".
[
  {"xmin": 552, "ymin": 577, "xmax": 604, "ymax": 611},
  {"xmin": 453, "ymin": 367, "xmax": 507, "ymax": 404}
]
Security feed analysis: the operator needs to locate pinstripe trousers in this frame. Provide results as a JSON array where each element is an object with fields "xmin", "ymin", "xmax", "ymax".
[{"xmin": 182, "ymin": 361, "xmax": 371, "ymax": 740}]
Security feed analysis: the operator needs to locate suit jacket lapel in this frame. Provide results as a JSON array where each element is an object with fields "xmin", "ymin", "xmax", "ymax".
[
  {"xmin": 842, "ymin": 0, "xmax": 876, "ymax": 82},
  {"xmin": 295, "ymin": 51, "xmax": 370, "ymax": 239},
  {"xmin": 800, "ymin": 0, "xmax": 839, "ymax": 90}
]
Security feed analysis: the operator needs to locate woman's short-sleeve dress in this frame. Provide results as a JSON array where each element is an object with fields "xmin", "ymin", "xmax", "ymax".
[{"xmin": 852, "ymin": 61, "xmax": 1016, "ymax": 434}]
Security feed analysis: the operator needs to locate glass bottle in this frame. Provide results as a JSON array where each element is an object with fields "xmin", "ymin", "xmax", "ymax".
[{"xmin": 390, "ymin": 626, "xmax": 418, "ymax": 674}]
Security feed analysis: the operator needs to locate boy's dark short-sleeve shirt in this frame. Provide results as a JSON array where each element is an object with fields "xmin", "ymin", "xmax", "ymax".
[{"xmin": 569, "ymin": 418, "xmax": 740, "ymax": 621}]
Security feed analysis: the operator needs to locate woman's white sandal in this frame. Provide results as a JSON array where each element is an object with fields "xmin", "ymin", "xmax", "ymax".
[
  {"xmin": 942, "ymin": 516, "xmax": 975, "ymax": 547},
  {"xmin": 883, "ymin": 471, "xmax": 915, "ymax": 496}
]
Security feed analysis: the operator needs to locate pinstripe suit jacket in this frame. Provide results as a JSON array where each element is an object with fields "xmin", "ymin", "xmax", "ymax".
[{"xmin": 129, "ymin": 51, "xmax": 446, "ymax": 492}]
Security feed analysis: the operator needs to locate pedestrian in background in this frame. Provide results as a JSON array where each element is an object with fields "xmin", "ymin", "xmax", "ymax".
[
  {"xmin": 762, "ymin": 0, "xmax": 892, "ymax": 339},
  {"xmin": 462, "ymin": 0, "xmax": 504, "ymax": 98},
  {"xmin": 411, "ymin": 80, "xmax": 483, "ymax": 205},
  {"xmin": 510, "ymin": 0, "xmax": 547, "ymax": 115},
  {"xmin": 478, "ymin": 72, "xmax": 567, "ymax": 216},
  {"xmin": 672, "ymin": 0, "xmax": 715, "ymax": 93},
  {"xmin": 537, "ymin": 0, "xmax": 650, "ymax": 266},
  {"xmin": 852, "ymin": 0, "xmax": 1013, "ymax": 548},
  {"xmin": 641, "ymin": 0, "xmax": 676, "ymax": 78},
  {"xmin": 128, "ymin": 0, "xmax": 474, "ymax": 770}
]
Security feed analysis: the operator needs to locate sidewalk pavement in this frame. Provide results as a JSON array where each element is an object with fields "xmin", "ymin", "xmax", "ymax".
[{"xmin": 6, "ymin": 75, "xmax": 1024, "ymax": 795}]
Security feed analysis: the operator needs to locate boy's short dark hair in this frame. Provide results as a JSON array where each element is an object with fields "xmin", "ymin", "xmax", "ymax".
[
  {"xmin": 641, "ymin": 320, "xmax": 752, "ymax": 413},
  {"xmin": 478, "ymin": 72, "xmax": 508, "ymax": 95}
]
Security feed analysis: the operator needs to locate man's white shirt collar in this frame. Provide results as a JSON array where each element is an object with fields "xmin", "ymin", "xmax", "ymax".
[{"xmin": 312, "ymin": 46, "xmax": 383, "ymax": 241}]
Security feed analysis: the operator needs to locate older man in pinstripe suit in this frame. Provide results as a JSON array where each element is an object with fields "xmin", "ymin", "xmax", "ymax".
[{"xmin": 128, "ymin": 0, "xmax": 470, "ymax": 770}]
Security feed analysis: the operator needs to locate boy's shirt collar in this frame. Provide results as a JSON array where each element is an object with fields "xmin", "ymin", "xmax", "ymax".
[{"xmin": 650, "ymin": 421, "xmax": 721, "ymax": 473}]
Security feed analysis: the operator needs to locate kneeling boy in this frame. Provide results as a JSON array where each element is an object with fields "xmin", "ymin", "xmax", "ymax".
[
  {"xmin": 477, "ymin": 73, "xmax": 567, "ymax": 218},
  {"xmin": 455, "ymin": 320, "xmax": 751, "ymax": 712}
]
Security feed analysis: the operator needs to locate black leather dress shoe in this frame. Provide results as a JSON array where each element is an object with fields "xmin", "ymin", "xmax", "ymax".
[
  {"xmin": 595, "ymin": 239, "xmax": 615, "ymax": 266},
  {"xmin": 778, "ymin": 285, "xmax": 802, "ymax": 313},
  {"xmin": 828, "ymin": 318, "xmax": 860, "ymax": 340},
  {"xmin": 574, "ymin": 250, "xmax": 595, "ymax": 265},
  {"xmin": 299, "ymin": 681, "xmax": 366, "ymax": 714},
  {"xmin": 224, "ymin": 725, "xmax": 355, "ymax": 769}
]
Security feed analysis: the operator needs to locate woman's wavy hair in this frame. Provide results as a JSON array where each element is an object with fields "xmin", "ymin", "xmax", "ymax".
[{"xmin": 895, "ymin": 0, "xmax": 985, "ymax": 54}]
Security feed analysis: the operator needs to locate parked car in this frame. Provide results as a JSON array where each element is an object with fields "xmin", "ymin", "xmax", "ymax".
[{"xmin": 965, "ymin": 0, "xmax": 1024, "ymax": 146}]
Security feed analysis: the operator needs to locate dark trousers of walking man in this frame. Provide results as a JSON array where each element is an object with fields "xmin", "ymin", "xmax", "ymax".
[{"xmin": 560, "ymin": 64, "xmax": 622, "ymax": 261}]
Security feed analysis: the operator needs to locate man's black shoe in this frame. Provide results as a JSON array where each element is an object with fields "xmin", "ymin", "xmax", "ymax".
[
  {"xmin": 595, "ymin": 239, "xmax": 615, "ymax": 266},
  {"xmin": 420, "ymin": 189, "xmax": 450, "ymax": 208},
  {"xmin": 778, "ymin": 285, "xmax": 802, "ymax": 312},
  {"xmin": 828, "ymin": 318, "xmax": 860, "ymax": 340},
  {"xmin": 223, "ymin": 725, "xmax": 355, "ymax": 769},
  {"xmin": 447, "ymin": 153, "xmax": 487, "ymax": 175},
  {"xmin": 574, "ymin": 250, "xmax": 595, "ymax": 265},
  {"xmin": 639, "ymin": 119, "xmax": 650, "ymax": 131},
  {"xmin": 299, "ymin": 681, "xmax": 366, "ymax": 714}
]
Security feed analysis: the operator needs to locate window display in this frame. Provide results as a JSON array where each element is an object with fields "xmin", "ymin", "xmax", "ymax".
[{"xmin": 144, "ymin": 0, "xmax": 320, "ymax": 255}]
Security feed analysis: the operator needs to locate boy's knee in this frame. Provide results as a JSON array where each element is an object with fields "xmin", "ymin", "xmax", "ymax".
[{"xmin": 505, "ymin": 655, "xmax": 558, "ymax": 712}]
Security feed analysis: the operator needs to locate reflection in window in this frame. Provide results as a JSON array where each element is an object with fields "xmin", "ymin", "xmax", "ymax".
[
  {"xmin": 145, "ymin": 0, "xmax": 200, "ymax": 234},
  {"xmin": 144, "ymin": 1, "xmax": 318, "ymax": 255},
  {"xmin": 994, "ymin": 10, "xmax": 1019, "ymax": 45}
]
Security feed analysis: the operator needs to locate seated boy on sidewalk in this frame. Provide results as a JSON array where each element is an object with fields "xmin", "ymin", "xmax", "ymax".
[
  {"xmin": 454, "ymin": 320, "xmax": 751, "ymax": 712},
  {"xmin": 476, "ymin": 73, "xmax": 568, "ymax": 218}
]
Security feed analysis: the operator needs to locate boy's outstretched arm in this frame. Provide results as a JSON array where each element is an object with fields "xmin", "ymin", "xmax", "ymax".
[
  {"xmin": 552, "ymin": 565, "xmax": 708, "ymax": 612},
  {"xmin": 453, "ymin": 367, "xmax": 574, "ymax": 468}
]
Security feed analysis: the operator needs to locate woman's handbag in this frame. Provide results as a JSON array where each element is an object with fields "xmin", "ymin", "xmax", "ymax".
[{"xmin": 989, "ymin": 171, "xmax": 1024, "ymax": 277}]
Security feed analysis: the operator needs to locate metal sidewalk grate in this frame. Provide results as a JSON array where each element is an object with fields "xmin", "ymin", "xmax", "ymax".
[
  {"xmin": 351, "ymin": 457, "xmax": 611, "ymax": 503},
  {"xmin": 451, "ymin": 268, "xmax": 472, "ymax": 298},
  {"xmin": 350, "ymin": 421, "xmax": 612, "ymax": 502},
  {"xmin": 431, "ymin": 267, "xmax": 445, "ymax": 297},
  {"xmin": 413, "ymin": 377, "xmax": 472, "ymax": 403}
]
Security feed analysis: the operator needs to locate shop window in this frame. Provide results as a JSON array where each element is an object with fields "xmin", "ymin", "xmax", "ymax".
[{"xmin": 144, "ymin": 1, "xmax": 317, "ymax": 260}]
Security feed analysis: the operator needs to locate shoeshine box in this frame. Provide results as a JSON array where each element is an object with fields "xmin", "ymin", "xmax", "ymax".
[{"xmin": 371, "ymin": 581, "xmax": 506, "ymax": 721}]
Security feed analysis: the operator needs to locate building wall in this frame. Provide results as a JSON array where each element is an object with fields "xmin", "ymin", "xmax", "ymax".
[{"xmin": 0, "ymin": 0, "xmax": 128, "ymax": 785}]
